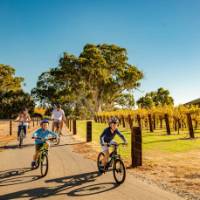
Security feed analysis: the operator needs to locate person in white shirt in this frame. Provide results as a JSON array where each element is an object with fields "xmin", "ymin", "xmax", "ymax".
[{"xmin": 51, "ymin": 104, "xmax": 66, "ymax": 135}]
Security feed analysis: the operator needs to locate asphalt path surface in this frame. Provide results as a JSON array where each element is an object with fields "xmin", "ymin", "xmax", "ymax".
[{"xmin": 0, "ymin": 129, "xmax": 184, "ymax": 200}]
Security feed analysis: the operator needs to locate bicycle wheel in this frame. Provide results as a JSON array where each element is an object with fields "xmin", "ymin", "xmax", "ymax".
[
  {"xmin": 53, "ymin": 128, "xmax": 60, "ymax": 145},
  {"xmin": 113, "ymin": 159, "xmax": 126, "ymax": 184},
  {"xmin": 55, "ymin": 135, "xmax": 60, "ymax": 145},
  {"xmin": 19, "ymin": 130, "xmax": 24, "ymax": 147},
  {"xmin": 97, "ymin": 152, "xmax": 105, "ymax": 173},
  {"xmin": 40, "ymin": 153, "xmax": 48, "ymax": 177}
]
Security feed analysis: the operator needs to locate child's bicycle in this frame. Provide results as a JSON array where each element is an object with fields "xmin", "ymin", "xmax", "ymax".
[
  {"xmin": 32, "ymin": 136, "xmax": 55, "ymax": 177},
  {"xmin": 97, "ymin": 142, "xmax": 127, "ymax": 184}
]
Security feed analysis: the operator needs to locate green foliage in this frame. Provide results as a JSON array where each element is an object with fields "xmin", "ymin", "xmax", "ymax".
[
  {"xmin": 0, "ymin": 64, "xmax": 34, "ymax": 119},
  {"xmin": 0, "ymin": 64, "xmax": 24, "ymax": 92},
  {"xmin": 114, "ymin": 93, "xmax": 135, "ymax": 109},
  {"xmin": 0, "ymin": 90, "xmax": 35, "ymax": 119},
  {"xmin": 137, "ymin": 87, "xmax": 174, "ymax": 108},
  {"xmin": 32, "ymin": 44, "xmax": 143, "ymax": 117}
]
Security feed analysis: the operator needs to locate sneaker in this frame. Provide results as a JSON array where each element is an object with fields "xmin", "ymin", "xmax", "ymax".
[{"xmin": 31, "ymin": 161, "xmax": 36, "ymax": 168}]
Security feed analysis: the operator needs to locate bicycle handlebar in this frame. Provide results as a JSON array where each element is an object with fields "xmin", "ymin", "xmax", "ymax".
[
  {"xmin": 32, "ymin": 136, "xmax": 56, "ymax": 141},
  {"xmin": 102, "ymin": 142, "xmax": 128, "ymax": 147}
]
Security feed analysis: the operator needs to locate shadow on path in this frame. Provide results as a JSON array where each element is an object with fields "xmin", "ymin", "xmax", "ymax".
[
  {"xmin": 50, "ymin": 141, "xmax": 86, "ymax": 148},
  {"xmin": 0, "ymin": 171, "xmax": 119, "ymax": 199},
  {"xmin": 0, "ymin": 143, "xmax": 34, "ymax": 150},
  {"xmin": 0, "ymin": 167, "xmax": 41, "ymax": 187}
]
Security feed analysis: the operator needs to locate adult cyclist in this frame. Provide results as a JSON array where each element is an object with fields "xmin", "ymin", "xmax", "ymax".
[
  {"xmin": 100, "ymin": 117, "xmax": 127, "ymax": 171},
  {"xmin": 51, "ymin": 104, "xmax": 66, "ymax": 135},
  {"xmin": 15, "ymin": 108, "xmax": 31, "ymax": 139}
]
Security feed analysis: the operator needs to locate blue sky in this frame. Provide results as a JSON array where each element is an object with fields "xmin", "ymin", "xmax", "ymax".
[{"xmin": 0, "ymin": 0, "xmax": 200, "ymax": 104}]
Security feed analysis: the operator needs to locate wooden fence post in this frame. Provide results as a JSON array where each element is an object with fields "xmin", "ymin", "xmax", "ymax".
[
  {"xmin": 66, "ymin": 118, "xmax": 69, "ymax": 128},
  {"xmin": 131, "ymin": 127, "xmax": 142, "ymax": 167},
  {"xmin": 187, "ymin": 113, "xmax": 194, "ymax": 138},
  {"xmin": 32, "ymin": 119, "xmax": 35, "ymax": 127},
  {"xmin": 67, "ymin": 118, "xmax": 70, "ymax": 128},
  {"xmin": 86, "ymin": 121, "xmax": 92, "ymax": 142},
  {"xmin": 148, "ymin": 114, "xmax": 153, "ymax": 132},
  {"xmin": 10, "ymin": 120, "xmax": 12, "ymax": 136},
  {"xmin": 69, "ymin": 119, "xmax": 71, "ymax": 132},
  {"xmin": 164, "ymin": 114, "xmax": 171, "ymax": 135},
  {"xmin": 73, "ymin": 119, "xmax": 77, "ymax": 135}
]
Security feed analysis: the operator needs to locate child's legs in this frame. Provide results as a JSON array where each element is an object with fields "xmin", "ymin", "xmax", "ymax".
[
  {"xmin": 102, "ymin": 146, "xmax": 109, "ymax": 166},
  {"xmin": 33, "ymin": 144, "xmax": 41, "ymax": 161}
]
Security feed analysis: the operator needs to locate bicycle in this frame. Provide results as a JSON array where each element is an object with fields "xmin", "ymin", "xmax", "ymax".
[
  {"xmin": 32, "ymin": 136, "xmax": 55, "ymax": 177},
  {"xmin": 52, "ymin": 120, "xmax": 61, "ymax": 145},
  {"xmin": 18, "ymin": 122, "xmax": 26, "ymax": 148},
  {"xmin": 97, "ymin": 142, "xmax": 127, "ymax": 184}
]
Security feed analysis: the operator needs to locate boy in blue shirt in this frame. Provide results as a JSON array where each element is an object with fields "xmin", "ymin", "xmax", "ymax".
[{"xmin": 31, "ymin": 119, "xmax": 58, "ymax": 168}]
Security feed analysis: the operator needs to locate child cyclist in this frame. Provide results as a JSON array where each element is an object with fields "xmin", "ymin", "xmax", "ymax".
[
  {"xmin": 100, "ymin": 117, "xmax": 127, "ymax": 170},
  {"xmin": 31, "ymin": 119, "xmax": 58, "ymax": 168}
]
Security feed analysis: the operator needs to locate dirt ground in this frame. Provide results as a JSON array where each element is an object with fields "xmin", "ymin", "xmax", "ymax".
[
  {"xmin": 71, "ymin": 135, "xmax": 200, "ymax": 200},
  {"xmin": 0, "ymin": 120, "xmax": 40, "ymax": 149}
]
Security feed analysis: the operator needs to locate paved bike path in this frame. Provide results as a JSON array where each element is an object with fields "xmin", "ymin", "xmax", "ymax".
[{"xmin": 0, "ymin": 132, "xmax": 185, "ymax": 200}]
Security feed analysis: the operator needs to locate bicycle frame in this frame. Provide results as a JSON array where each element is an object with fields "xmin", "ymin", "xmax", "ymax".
[
  {"xmin": 106, "ymin": 143, "xmax": 124, "ymax": 168},
  {"xmin": 35, "ymin": 143, "xmax": 48, "ymax": 165}
]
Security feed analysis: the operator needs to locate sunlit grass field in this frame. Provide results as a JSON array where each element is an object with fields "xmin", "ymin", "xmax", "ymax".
[{"xmin": 76, "ymin": 120, "xmax": 200, "ymax": 160}]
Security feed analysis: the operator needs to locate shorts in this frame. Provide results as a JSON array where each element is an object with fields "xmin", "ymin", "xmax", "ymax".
[
  {"xmin": 35, "ymin": 143, "xmax": 44, "ymax": 151},
  {"xmin": 101, "ymin": 145, "xmax": 109, "ymax": 152},
  {"xmin": 101, "ymin": 141, "xmax": 117, "ymax": 152},
  {"xmin": 53, "ymin": 121, "xmax": 62, "ymax": 129}
]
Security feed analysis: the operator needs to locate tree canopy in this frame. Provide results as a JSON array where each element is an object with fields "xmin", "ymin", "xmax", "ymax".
[
  {"xmin": 0, "ymin": 64, "xmax": 35, "ymax": 119},
  {"xmin": 137, "ymin": 87, "xmax": 174, "ymax": 109},
  {"xmin": 32, "ymin": 44, "xmax": 143, "ymax": 117},
  {"xmin": 0, "ymin": 64, "xmax": 24, "ymax": 92}
]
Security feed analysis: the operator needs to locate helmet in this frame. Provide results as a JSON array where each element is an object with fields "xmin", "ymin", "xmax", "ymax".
[
  {"xmin": 108, "ymin": 117, "xmax": 119, "ymax": 125},
  {"xmin": 40, "ymin": 119, "xmax": 49, "ymax": 125}
]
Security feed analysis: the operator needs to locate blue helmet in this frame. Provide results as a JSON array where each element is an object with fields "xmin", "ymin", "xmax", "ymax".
[
  {"xmin": 108, "ymin": 117, "xmax": 119, "ymax": 125},
  {"xmin": 40, "ymin": 119, "xmax": 49, "ymax": 125}
]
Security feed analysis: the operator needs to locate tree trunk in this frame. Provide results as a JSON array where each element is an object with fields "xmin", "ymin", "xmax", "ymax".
[
  {"xmin": 164, "ymin": 114, "xmax": 171, "ymax": 135},
  {"xmin": 148, "ymin": 114, "xmax": 153, "ymax": 132}
]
